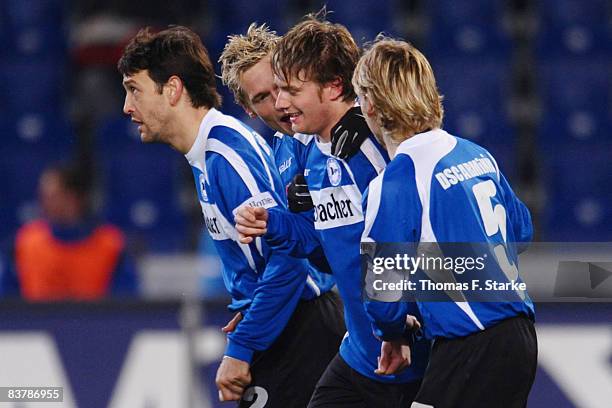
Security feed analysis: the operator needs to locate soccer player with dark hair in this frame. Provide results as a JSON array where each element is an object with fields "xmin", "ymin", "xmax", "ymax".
[
  {"xmin": 353, "ymin": 37, "xmax": 537, "ymax": 408},
  {"xmin": 118, "ymin": 26, "xmax": 343, "ymax": 407},
  {"xmin": 235, "ymin": 14, "xmax": 429, "ymax": 407}
]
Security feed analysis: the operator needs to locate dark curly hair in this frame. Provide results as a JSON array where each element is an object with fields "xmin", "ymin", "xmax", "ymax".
[{"xmin": 118, "ymin": 26, "xmax": 221, "ymax": 109}]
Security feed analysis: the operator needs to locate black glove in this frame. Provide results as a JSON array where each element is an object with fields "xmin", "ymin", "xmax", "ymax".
[
  {"xmin": 287, "ymin": 174, "xmax": 313, "ymax": 213},
  {"xmin": 331, "ymin": 106, "xmax": 371, "ymax": 160}
]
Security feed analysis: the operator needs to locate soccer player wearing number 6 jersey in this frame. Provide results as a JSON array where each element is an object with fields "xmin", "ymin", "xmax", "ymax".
[{"xmin": 353, "ymin": 37, "xmax": 538, "ymax": 408}]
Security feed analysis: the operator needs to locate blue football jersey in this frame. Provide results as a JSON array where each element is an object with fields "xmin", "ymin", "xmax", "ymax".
[
  {"xmin": 185, "ymin": 108, "xmax": 327, "ymax": 363},
  {"xmin": 362, "ymin": 128, "xmax": 535, "ymax": 340},
  {"xmin": 270, "ymin": 131, "xmax": 336, "ymax": 288},
  {"xmin": 265, "ymin": 135, "xmax": 429, "ymax": 383}
]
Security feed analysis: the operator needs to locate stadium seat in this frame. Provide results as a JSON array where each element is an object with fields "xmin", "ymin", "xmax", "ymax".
[
  {"xmin": 96, "ymin": 116, "xmax": 188, "ymax": 252},
  {"xmin": 537, "ymin": 0, "xmax": 612, "ymax": 57},
  {"xmin": 540, "ymin": 144, "xmax": 612, "ymax": 241},
  {"xmin": 538, "ymin": 59, "xmax": 612, "ymax": 147},
  {"xmin": 324, "ymin": 0, "xmax": 399, "ymax": 43},
  {"xmin": 432, "ymin": 58, "xmax": 516, "ymax": 176},
  {"xmin": 208, "ymin": 0, "xmax": 287, "ymax": 30},
  {"xmin": 95, "ymin": 115, "xmax": 142, "ymax": 148},
  {"xmin": 425, "ymin": 0, "xmax": 511, "ymax": 58},
  {"xmin": 0, "ymin": 0, "xmax": 67, "ymax": 58},
  {"xmin": 0, "ymin": 59, "xmax": 66, "ymax": 113},
  {"xmin": 204, "ymin": 0, "xmax": 288, "ymax": 55},
  {"xmin": 0, "ymin": 111, "xmax": 75, "ymax": 149}
]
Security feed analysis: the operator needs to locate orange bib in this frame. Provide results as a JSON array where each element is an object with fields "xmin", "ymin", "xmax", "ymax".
[{"xmin": 15, "ymin": 220, "xmax": 125, "ymax": 301}]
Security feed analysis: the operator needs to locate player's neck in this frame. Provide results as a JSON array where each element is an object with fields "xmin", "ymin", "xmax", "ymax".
[
  {"xmin": 170, "ymin": 106, "xmax": 210, "ymax": 154},
  {"xmin": 384, "ymin": 128, "xmax": 414, "ymax": 159},
  {"xmin": 318, "ymin": 100, "xmax": 354, "ymax": 143}
]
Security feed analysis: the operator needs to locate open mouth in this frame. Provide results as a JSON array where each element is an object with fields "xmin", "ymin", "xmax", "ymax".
[
  {"xmin": 280, "ymin": 114, "xmax": 291, "ymax": 124},
  {"xmin": 287, "ymin": 112, "xmax": 301, "ymax": 124}
]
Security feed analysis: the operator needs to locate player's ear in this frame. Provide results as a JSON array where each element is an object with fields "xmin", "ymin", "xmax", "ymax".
[
  {"xmin": 165, "ymin": 75, "xmax": 184, "ymax": 106},
  {"xmin": 326, "ymin": 77, "xmax": 344, "ymax": 101},
  {"xmin": 362, "ymin": 93, "xmax": 377, "ymax": 118},
  {"xmin": 242, "ymin": 105, "xmax": 257, "ymax": 118}
]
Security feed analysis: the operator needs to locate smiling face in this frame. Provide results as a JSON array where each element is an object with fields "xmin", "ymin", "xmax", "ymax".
[
  {"xmin": 239, "ymin": 56, "xmax": 292, "ymax": 135},
  {"xmin": 274, "ymin": 72, "xmax": 338, "ymax": 139},
  {"xmin": 122, "ymin": 70, "xmax": 172, "ymax": 144}
]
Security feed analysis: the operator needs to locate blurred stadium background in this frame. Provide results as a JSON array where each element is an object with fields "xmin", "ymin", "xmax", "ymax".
[{"xmin": 0, "ymin": 0, "xmax": 610, "ymax": 407}]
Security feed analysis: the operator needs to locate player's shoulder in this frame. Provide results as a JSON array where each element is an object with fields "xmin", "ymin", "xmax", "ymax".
[
  {"xmin": 205, "ymin": 110, "xmax": 271, "ymax": 159},
  {"xmin": 347, "ymin": 134, "xmax": 388, "ymax": 175},
  {"xmin": 207, "ymin": 110, "xmax": 253, "ymax": 146},
  {"xmin": 377, "ymin": 154, "xmax": 418, "ymax": 199},
  {"xmin": 447, "ymin": 132, "xmax": 501, "ymax": 175},
  {"xmin": 453, "ymin": 134, "xmax": 492, "ymax": 157}
]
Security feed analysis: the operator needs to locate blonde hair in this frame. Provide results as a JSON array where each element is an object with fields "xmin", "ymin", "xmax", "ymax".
[
  {"xmin": 352, "ymin": 36, "xmax": 444, "ymax": 141},
  {"xmin": 219, "ymin": 23, "xmax": 280, "ymax": 107}
]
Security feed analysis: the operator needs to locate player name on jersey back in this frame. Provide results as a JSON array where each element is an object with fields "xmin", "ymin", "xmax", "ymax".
[{"xmin": 434, "ymin": 154, "xmax": 497, "ymax": 190}]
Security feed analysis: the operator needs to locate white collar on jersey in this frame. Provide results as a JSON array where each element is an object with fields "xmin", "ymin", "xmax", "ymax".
[
  {"xmin": 395, "ymin": 128, "xmax": 447, "ymax": 154},
  {"xmin": 184, "ymin": 108, "xmax": 223, "ymax": 163},
  {"xmin": 314, "ymin": 136, "xmax": 332, "ymax": 156}
]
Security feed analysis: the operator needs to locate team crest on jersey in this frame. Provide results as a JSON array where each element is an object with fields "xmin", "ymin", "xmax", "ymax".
[
  {"xmin": 199, "ymin": 173, "xmax": 208, "ymax": 202},
  {"xmin": 326, "ymin": 158, "xmax": 342, "ymax": 186}
]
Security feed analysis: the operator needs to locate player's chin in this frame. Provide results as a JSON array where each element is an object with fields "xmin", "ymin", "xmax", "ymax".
[
  {"xmin": 290, "ymin": 120, "xmax": 308, "ymax": 134},
  {"xmin": 279, "ymin": 122, "xmax": 293, "ymax": 135},
  {"xmin": 140, "ymin": 131, "xmax": 160, "ymax": 144},
  {"xmin": 140, "ymin": 134, "xmax": 154, "ymax": 144}
]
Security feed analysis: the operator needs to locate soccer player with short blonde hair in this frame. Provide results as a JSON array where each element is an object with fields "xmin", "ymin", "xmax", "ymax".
[
  {"xmin": 352, "ymin": 36, "xmax": 443, "ymax": 146},
  {"xmin": 356, "ymin": 38, "xmax": 537, "ymax": 408},
  {"xmin": 219, "ymin": 22, "xmax": 346, "ymax": 407}
]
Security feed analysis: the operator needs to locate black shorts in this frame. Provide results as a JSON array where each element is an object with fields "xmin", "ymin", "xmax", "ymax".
[
  {"xmin": 238, "ymin": 290, "xmax": 346, "ymax": 408},
  {"xmin": 412, "ymin": 315, "xmax": 538, "ymax": 408},
  {"xmin": 308, "ymin": 354, "xmax": 422, "ymax": 408}
]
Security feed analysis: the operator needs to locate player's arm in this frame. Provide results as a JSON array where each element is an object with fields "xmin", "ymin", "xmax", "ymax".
[
  {"xmin": 236, "ymin": 205, "xmax": 324, "ymax": 259},
  {"xmin": 361, "ymin": 170, "xmax": 422, "ymax": 341},
  {"xmin": 499, "ymin": 173, "xmax": 533, "ymax": 253},
  {"xmin": 266, "ymin": 207, "xmax": 324, "ymax": 257},
  {"xmin": 209, "ymin": 154, "xmax": 308, "ymax": 362}
]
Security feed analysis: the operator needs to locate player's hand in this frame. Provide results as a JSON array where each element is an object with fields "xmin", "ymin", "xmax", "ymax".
[
  {"xmin": 405, "ymin": 314, "xmax": 421, "ymax": 332},
  {"xmin": 221, "ymin": 312, "xmax": 243, "ymax": 334},
  {"xmin": 215, "ymin": 356, "xmax": 252, "ymax": 401},
  {"xmin": 235, "ymin": 206, "xmax": 268, "ymax": 244},
  {"xmin": 375, "ymin": 340, "xmax": 411, "ymax": 376},
  {"xmin": 331, "ymin": 106, "xmax": 371, "ymax": 160},
  {"xmin": 287, "ymin": 174, "xmax": 313, "ymax": 212}
]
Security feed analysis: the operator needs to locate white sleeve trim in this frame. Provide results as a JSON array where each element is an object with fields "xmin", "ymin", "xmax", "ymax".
[
  {"xmin": 360, "ymin": 138, "xmax": 387, "ymax": 175},
  {"xmin": 361, "ymin": 171, "xmax": 385, "ymax": 243}
]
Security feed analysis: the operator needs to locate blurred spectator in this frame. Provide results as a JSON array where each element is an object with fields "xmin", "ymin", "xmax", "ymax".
[{"xmin": 1, "ymin": 161, "xmax": 138, "ymax": 300}]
